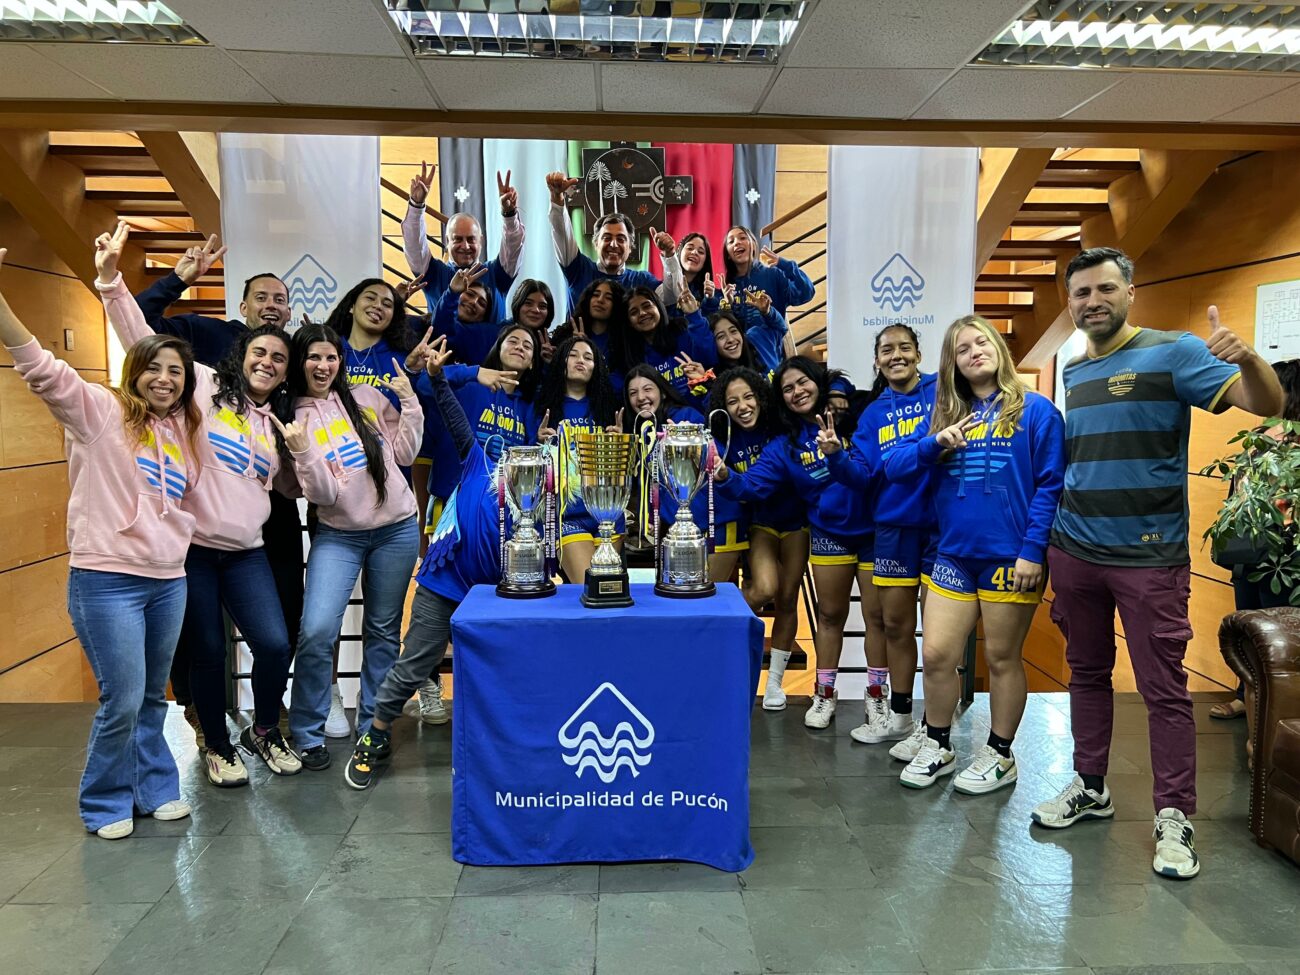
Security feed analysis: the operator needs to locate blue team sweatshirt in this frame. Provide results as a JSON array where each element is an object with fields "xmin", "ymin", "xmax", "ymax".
[
  {"xmin": 881, "ymin": 390, "xmax": 1065, "ymax": 564},
  {"xmin": 419, "ymin": 257, "xmax": 513, "ymax": 327},
  {"xmin": 629, "ymin": 310, "xmax": 719, "ymax": 399},
  {"xmin": 728, "ymin": 259, "xmax": 815, "ymax": 318},
  {"xmin": 430, "ymin": 289, "xmax": 500, "ymax": 366},
  {"xmin": 726, "ymin": 425, "xmax": 805, "ymax": 531}
]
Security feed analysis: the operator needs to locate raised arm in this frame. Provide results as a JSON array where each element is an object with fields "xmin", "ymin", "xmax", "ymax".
[
  {"xmin": 95, "ymin": 222, "xmax": 153, "ymax": 348},
  {"xmin": 495, "ymin": 170, "xmax": 525, "ymax": 279},
  {"xmin": 423, "ymin": 337, "xmax": 475, "ymax": 459},
  {"xmin": 402, "ymin": 161, "xmax": 436, "ymax": 277},
  {"xmin": 545, "ymin": 172, "xmax": 581, "ymax": 269}
]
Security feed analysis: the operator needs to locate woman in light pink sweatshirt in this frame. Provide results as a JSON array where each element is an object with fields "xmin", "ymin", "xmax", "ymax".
[
  {"xmin": 0, "ymin": 245, "xmax": 201, "ymax": 840},
  {"xmin": 279, "ymin": 322, "xmax": 423, "ymax": 770},
  {"xmin": 95, "ymin": 222, "xmax": 301, "ymax": 789}
]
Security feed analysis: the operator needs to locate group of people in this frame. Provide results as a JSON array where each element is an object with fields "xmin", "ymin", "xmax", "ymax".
[{"xmin": 0, "ymin": 163, "xmax": 1290, "ymax": 884}]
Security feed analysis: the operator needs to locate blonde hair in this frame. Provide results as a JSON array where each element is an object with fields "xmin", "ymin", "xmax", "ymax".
[
  {"xmin": 109, "ymin": 334, "xmax": 204, "ymax": 463},
  {"xmin": 930, "ymin": 315, "xmax": 1028, "ymax": 434}
]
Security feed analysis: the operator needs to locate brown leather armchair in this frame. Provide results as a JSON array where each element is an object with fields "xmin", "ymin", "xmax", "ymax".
[{"xmin": 1219, "ymin": 607, "xmax": 1300, "ymax": 864}]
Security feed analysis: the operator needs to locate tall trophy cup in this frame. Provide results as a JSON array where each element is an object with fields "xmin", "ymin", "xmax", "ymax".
[
  {"xmin": 496, "ymin": 444, "xmax": 556, "ymax": 599},
  {"xmin": 653, "ymin": 422, "xmax": 716, "ymax": 598},
  {"xmin": 575, "ymin": 430, "xmax": 637, "ymax": 608}
]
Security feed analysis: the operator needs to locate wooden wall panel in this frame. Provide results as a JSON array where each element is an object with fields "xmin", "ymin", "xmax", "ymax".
[
  {"xmin": 0, "ymin": 366, "xmax": 108, "ymax": 468},
  {"xmin": 1186, "ymin": 574, "xmax": 1237, "ymax": 687},
  {"xmin": 0, "ymin": 555, "xmax": 73, "ymax": 674},
  {"xmin": 0, "ymin": 639, "xmax": 86, "ymax": 703},
  {"xmin": 1187, "ymin": 472, "xmax": 1232, "ymax": 585},
  {"xmin": 0, "ymin": 265, "xmax": 107, "ymax": 371},
  {"xmin": 0, "ymin": 463, "xmax": 68, "ymax": 573}
]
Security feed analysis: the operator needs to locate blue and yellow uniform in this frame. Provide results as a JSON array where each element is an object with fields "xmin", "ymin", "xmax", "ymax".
[
  {"xmin": 630, "ymin": 310, "xmax": 718, "ymax": 400},
  {"xmin": 428, "ymin": 289, "xmax": 500, "ymax": 367},
  {"xmin": 554, "ymin": 395, "xmax": 625, "ymax": 545},
  {"xmin": 723, "ymin": 424, "xmax": 806, "ymax": 548}
]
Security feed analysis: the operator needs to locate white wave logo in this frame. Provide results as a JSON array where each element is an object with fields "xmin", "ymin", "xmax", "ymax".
[
  {"xmin": 557, "ymin": 682, "xmax": 654, "ymax": 784},
  {"xmin": 284, "ymin": 253, "xmax": 338, "ymax": 322},
  {"xmin": 870, "ymin": 252, "xmax": 925, "ymax": 313}
]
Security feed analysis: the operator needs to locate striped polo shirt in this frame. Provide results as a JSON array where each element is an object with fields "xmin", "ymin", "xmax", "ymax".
[{"xmin": 1050, "ymin": 327, "xmax": 1240, "ymax": 566}]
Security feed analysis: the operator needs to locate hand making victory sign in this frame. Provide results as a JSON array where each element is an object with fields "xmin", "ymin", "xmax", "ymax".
[
  {"xmin": 404, "ymin": 325, "xmax": 439, "ymax": 373},
  {"xmin": 93, "ymin": 220, "xmax": 131, "ymax": 283},
  {"xmin": 395, "ymin": 273, "xmax": 426, "ymax": 302},
  {"xmin": 935, "ymin": 412, "xmax": 981, "ymax": 450},
  {"xmin": 814, "ymin": 411, "xmax": 841, "ymax": 455},
  {"xmin": 497, "ymin": 170, "xmax": 518, "ymax": 216},
  {"xmin": 376, "ymin": 358, "xmax": 414, "ymax": 400},
  {"xmin": 409, "ymin": 161, "xmax": 435, "ymax": 207},
  {"xmin": 423, "ymin": 336, "xmax": 454, "ymax": 379},
  {"xmin": 674, "ymin": 351, "xmax": 707, "ymax": 385},
  {"xmin": 174, "ymin": 233, "xmax": 227, "ymax": 286},
  {"xmin": 450, "ymin": 263, "xmax": 490, "ymax": 294}
]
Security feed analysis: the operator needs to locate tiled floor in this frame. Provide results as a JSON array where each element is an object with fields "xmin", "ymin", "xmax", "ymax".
[{"xmin": 1, "ymin": 693, "xmax": 1296, "ymax": 975}]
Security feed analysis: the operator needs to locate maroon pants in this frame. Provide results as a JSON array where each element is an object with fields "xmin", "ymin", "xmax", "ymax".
[{"xmin": 1047, "ymin": 546, "xmax": 1196, "ymax": 814}]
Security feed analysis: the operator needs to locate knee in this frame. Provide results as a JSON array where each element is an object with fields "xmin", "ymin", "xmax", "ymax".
[
  {"xmin": 983, "ymin": 647, "xmax": 1023, "ymax": 678},
  {"xmin": 817, "ymin": 603, "xmax": 849, "ymax": 630},
  {"xmin": 99, "ymin": 683, "xmax": 145, "ymax": 725},
  {"xmin": 882, "ymin": 617, "xmax": 913, "ymax": 643},
  {"xmin": 747, "ymin": 581, "xmax": 777, "ymax": 608}
]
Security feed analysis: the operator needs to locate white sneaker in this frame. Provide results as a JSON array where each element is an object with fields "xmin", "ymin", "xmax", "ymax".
[
  {"xmin": 888, "ymin": 720, "xmax": 927, "ymax": 761},
  {"xmin": 96, "ymin": 818, "xmax": 134, "ymax": 840},
  {"xmin": 1030, "ymin": 775, "xmax": 1115, "ymax": 829},
  {"xmin": 325, "ymin": 685, "xmax": 352, "ymax": 738},
  {"xmin": 151, "ymin": 799, "xmax": 191, "ymax": 821},
  {"xmin": 953, "ymin": 744, "xmax": 1018, "ymax": 795},
  {"xmin": 804, "ymin": 687, "xmax": 836, "ymax": 729},
  {"xmin": 899, "ymin": 737, "xmax": 956, "ymax": 789},
  {"xmin": 204, "ymin": 745, "xmax": 249, "ymax": 788},
  {"xmin": 417, "ymin": 678, "xmax": 449, "ymax": 725},
  {"xmin": 762, "ymin": 672, "xmax": 787, "ymax": 711},
  {"xmin": 1153, "ymin": 807, "xmax": 1200, "ymax": 879},
  {"xmin": 851, "ymin": 697, "xmax": 913, "ymax": 744}
]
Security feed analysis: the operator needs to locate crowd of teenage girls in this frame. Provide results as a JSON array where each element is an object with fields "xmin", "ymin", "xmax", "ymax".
[{"xmin": 1, "ymin": 166, "xmax": 1291, "ymax": 882}]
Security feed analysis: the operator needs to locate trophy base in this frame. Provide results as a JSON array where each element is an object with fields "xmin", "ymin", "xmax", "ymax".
[
  {"xmin": 581, "ymin": 568, "xmax": 634, "ymax": 609},
  {"xmin": 654, "ymin": 580, "xmax": 717, "ymax": 599},
  {"xmin": 496, "ymin": 579, "xmax": 557, "ymax": 600}
]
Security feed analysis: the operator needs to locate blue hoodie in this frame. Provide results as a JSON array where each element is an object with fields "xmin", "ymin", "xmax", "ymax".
[
  {"xmin": 429, "ymin": 289, "xmax": 500, "ymax": 366},
  {"xmin": 629, "ymin": 310, "xmax": 719, "ymax": 400},
  {"xmin": 725, "ymin": 424, "xmax": 805, "ymax": 531},
  {"xmin": 882, "ymin": 390, "xmax": 1065, "ymax": 564},
  {"xmin": 728, "ymin": 258, "xmax": 815, "ymax": 319}
]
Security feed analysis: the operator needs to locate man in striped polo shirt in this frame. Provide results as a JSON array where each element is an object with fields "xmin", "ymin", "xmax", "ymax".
[{"xmin": 1030, "ymin": 247, "xmax": 1283, "ymax": 880}]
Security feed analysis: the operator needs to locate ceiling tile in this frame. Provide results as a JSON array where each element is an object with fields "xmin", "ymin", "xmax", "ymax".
[
  {"xmin": 163, "ymin": 0, "xmax": 404, "ymax": 57},
  {"xmin": 1066, "ymin": 73, "xmax": 1300, "ymax": 123},
  {"xmin": 913, "ymin": 67, "xmax": 1125, "ymax": 120},
  {"xmin": 418, "ymin": 59, "xmax": 598, "ymax": 112},
  {"xmin": 35, "ymin": 44, "xmax": 276, "ymax": 103},
  {"xmin": 1213, "ymin": 81, "xmax": 1300, "ymax": 124},
  {"xmin": 785, "ymin": 0, "xmax": 1030, "ymax": 70},
  {"xmin": 602, "ymin": 64, "xmax": 773, "ymax": 114},
  {"xmin": 228, "ymin": 52, "xmax": 435, "ymax": 109},
  {"xmin": 0, "ymin": 44, "xmax": 114, "ymax": 99},
  {"xmin": 762, "ymin": 67, "xmax": 950, "ymax": 118}
]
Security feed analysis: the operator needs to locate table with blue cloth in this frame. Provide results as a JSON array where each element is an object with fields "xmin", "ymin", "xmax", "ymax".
[{"xmin": 449, "ymin": 582, "xmax": 764, "ymax": 872}]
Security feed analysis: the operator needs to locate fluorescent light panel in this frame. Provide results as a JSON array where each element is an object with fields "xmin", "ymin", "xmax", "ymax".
[{"xmin": 0, "ymin": 0, "xmax": 203, "ymax": 43}]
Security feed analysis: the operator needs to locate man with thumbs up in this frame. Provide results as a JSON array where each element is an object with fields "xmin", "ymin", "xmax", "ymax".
[{"xmin": 1032, "ymin": 247, "xmax": 1283, "ymax": 881}]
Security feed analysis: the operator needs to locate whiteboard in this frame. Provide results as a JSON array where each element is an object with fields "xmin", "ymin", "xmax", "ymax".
[{"xmin": 1255, "ymin": 278, "xmax": 1300, "ymax": 361}]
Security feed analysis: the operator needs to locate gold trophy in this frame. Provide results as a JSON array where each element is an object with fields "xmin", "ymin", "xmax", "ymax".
[{"xmin": 575, "ymin": 430, "xmax": 638, "ymax": 608}]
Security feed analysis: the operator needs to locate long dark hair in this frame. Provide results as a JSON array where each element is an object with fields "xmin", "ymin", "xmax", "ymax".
[
  {"xmin": 553, "ymin": 278, "xmax": 629, "ymax": 350},
  {"xmin": 211, "ymin": 325, "xmax": 294, "ymax": 423},
  {"xmin": 290, "ymin": 323, "xmax": 389, "ymax": 505},
  {"xmin": 709, "ymin": 310, "xmax": 761, "ymax": 372},
  {"xmin": 708, "ymin": 366, "xmax": 778, "ymax": 443},
  {"xmin": 1275, "ymin": 358, "xmax": 1300, "ymax": 422},
  {"xmin": 621, "ymin": 362, "xmax": 687, "ymax": 431},
  {"xmin": 722, "ymin": 225, "xmax": 759, "ymax": 281},
  {"xmin": 869, "ymin": 322, "xmax": 922, "ymax": 397},
  {"xmin": 772, "ymin": 356, "xmax": 830, "ymax": 444},
  {"xmin": 325, "ymin": 278, "xmax": 411, "ymax": 355},
  {"xmin": 509, "ymin": 278, "xmax": 556, "ymax": 332},
  {"xmin": 679, "ymin": 231, "xmax": 714, "ymax": 289},
  {"xmin": 611, "ymin": 286, "xmax": 687, "ymax": 375},
  {"xmin": 483, "ymin": 323, "xmax": 544, "ymax": 403},
  {"xmin": 537, "ymin": 335, "xmax": 619, "ymax": 429}
]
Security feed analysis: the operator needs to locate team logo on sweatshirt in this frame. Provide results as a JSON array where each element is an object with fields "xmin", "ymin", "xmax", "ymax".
[
  {"xmin": 1107, "ymin": 370, "xmax": 1138, "ymax": 397},
  {"xmin": 210, "ymin": 408, "xmax": 273, "ymax": 479},
  {"xmin": 557, "ymin": 682, "xmax": 654, "ymax": 784},
  {"xmin": 136, "ymin": 429, "xmax": 188, "ymax": 501},
  {"xmin": 871, "ymin": 253, "xmax": 925, "ymax": 313}
]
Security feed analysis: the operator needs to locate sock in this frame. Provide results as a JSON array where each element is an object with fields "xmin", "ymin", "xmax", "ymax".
[
  {"xmin": 767, "ymin": 648, "xmax": 792, "ymax": 683},
  {"xmin": 987, "ymin": 731, "xmax": 1013, "ymax": 758},
  {"xmin": 924, "ymin": 721, "xmax": 951, "ymax": 751},
  {"xmin": 254, "ymin": 724, "xmax": 272, "ymax": 737},
  {"xmin": 866, "ymin": 666, "xmax": 889, "ymax": 694},
  {"xmin": 1080, "ymin": 773, "xmax": 1105, "ymax": 794},
  {"xmin": 815, "ymin": 668, "xmax": 837, "ymax": 692},
  {"xmin": 890, "ymin": 691, "xmax": 913, "ymax": 715}
]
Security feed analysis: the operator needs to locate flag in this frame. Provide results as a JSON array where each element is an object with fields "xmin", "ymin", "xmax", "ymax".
[
  {"xmin": 649, "ymin": 142, "xmax": 734, "ymax": 281},
  {"xmin": 438, "ymin": 137, "xmax": 487, "ymax": 247},
  {"xmin": 732, "ymin": 144, "xmax": 777, "ymax": 244}
]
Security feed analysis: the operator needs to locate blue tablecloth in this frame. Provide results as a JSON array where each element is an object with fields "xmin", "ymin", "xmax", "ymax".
[{"xmin": 450, "ymin": 583, "xmax": 764, "ymax": 871}]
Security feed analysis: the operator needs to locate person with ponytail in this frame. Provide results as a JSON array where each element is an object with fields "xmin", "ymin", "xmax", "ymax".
[
  {"xmin": 0, "ymin": 241, "xmax": 202, "ymax": 839},
  {"xmin": 279, "ymin": 324, "xmax": 424, "ymax": 772},
  {"xmin": 611, "ymin": 286, "xmax": 717, "ymax": 398},
  {"xmin": 96, "ymin": 223, "xmax": 301, "ymax": 787}
]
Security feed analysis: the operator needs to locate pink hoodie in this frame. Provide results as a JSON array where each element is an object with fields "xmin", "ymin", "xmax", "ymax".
[
  {"xmin": 100, "ymin": 275, "xmax": 282, "ymax": 551},
  {"xmin": 6, "ymin": 338, "xmax": 197, "ymax": 578},
  {"xmin": 289, "ymin": 384, "xmax": 422, "ymax": 531}
]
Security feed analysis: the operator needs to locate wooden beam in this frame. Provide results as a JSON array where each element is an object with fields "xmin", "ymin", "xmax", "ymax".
[
  {"xmin": 0, "ymin": 129, "xmax": 144, "ymax": 291},
  {"xmin": 975, "ymin": 148, "xmax": 1053, "ymax": 270},
  {"xmin": 136, "ymin": 130, "xmax": 221, "ymax": 238}
]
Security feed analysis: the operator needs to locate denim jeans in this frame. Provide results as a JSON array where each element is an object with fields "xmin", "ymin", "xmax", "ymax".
[
  {"xmin": 181, "ymin": 544, "xmax": 291, "ymax": 747},
  {"xmin": 290, "ymin": 515, "xmax": 419, "ymax": 748},
  {"xmin": 67, "ymin": 568, "xmax": 187, "ymax": 831},
  {"xmin": 373, "ymin": 587, "xmax": 457, "ymax": 725}
]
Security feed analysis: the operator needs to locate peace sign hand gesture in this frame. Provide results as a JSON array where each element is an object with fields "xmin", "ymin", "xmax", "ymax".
[
  {"xmin": 450, "ymin": 263, "xmax": 489, "ymax": 294},
  {"xmin": 650, "ymin": 226, "xmax": 675, "ymax": 257},
  {"xmin": 677, "ymin": 286, "xmax": 700, "ymax": 315},
  {"xmin": 497, "ymin": 170, "xmax": 518, "ymax": 216},
  {"xmin": 605, "ymin": 408, "xmax": 625, "ymax": 435},
  {"xmin": 395, "ymin": 273, "xmax": 426, "ymax": 302},
  {"xmin": 478, "ymin": 368, "xmax": 519, "ymax": 393},
  {"xmin": 94, "ymin": 220, "xmax": 132, "ymax": 284},
  {"xmin": 571, "ymin": 315, "xmax": 587, "ymax": 338},
  {"xmin": 674, "ymin": 351, "xmax": 706, "ymax": 384},
  {"xmin": 409, "ymin": 161, "xmax": 435, "ymax": 207},
  {"xmin": 424, "ymin": 336, "xmax": 453, "ymax": 379},
  {"xmin": 935, "ymin": 412, "xmax": 980, "ymax": 450},
  {"xmin": 174, "ymin": 232, "xmax": 227, "ymax": 286},
  {"xmin": 269, "ymin": 413, "xmax": 311, "ymax": 454},
  {"xmin": 404, "ymin": 325, "xmax": 438, "ymax": 373},
  {"xmin": 546, "ymin": 171, "xmax": 579, "ymax": 206},
  {"xmin": 744, "ymin": 287, "xmax": 772, "ymax": 316},
  {"xmin": 376, "ymin": 358, "xmax": 414, "ymax": 400},
  {"xmin": 815, "ymin": 410, "xmax": 841, "ymax": 455}
]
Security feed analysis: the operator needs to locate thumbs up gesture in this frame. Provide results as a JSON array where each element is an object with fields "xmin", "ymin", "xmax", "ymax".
[{"xmin": 1205, "ymin": 305, "xmax": 1250, "ymax": 364}]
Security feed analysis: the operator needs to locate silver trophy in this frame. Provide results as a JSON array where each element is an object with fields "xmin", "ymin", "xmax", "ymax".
[
  {"xmin": 496, "ymin": 444, "xmax": 556, "ymax": 599},
  {"xmin": 653, "ymin": 422, "xmax": 716, "ymax": 598},
  {"xmin": 575, "ymin": 430, "xmax": 637, "ymax": 608}
]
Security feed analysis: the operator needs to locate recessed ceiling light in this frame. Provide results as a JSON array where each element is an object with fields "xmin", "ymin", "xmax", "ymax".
[{"xmin": 0, "ymin": 0, "xmax": 204, "ymax": 44}]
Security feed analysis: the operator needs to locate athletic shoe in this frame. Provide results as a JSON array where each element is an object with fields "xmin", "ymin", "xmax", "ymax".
[
  {"xmin": 299, "ymin": 745, "xmax": 331, "ymax": 772},
  {"xmin": 953, "ymin": 744, "xmax": 1018, "ymax": 795},
  {"xmin": 804, "ymin": 687, "xmax": 837, "ymax": 729},
  {"xmin": 1030, "ymin": 775, "xmax": 1115, "ymax": 829},
  {"xmin": 417, "ymin": 679, "xmax": 449, "ymax": 725},
  {"xmin": 888, "ymin": 720, "xmax": 927, "ymax": 761},
  {"xmin": 851, "ymin": 700, "xmax": 913, "ymax": 744},
  {"xmin": 96, "ymin": 818, "xmax": 134, "ymax": 840},
  {"xmin": 762, "ymin": 672, "xmax": 787, "ymax": 712},
  {"xmin": 324, "ymin": 685, "xmax": 352, "ymax": 738},
  {"xmin": 151, "ymin": 799, "xmax": 191, "ymax": 821},
  {"xmin": 344, "ymin": 730, "xmax": 392, "ymax": 791},
  {"xmin": 1152, "ymin": 808, "xmax": 1200, "ymax": 879},
  {"xmin": 182, "ymin": 704, "xmax": 204, "ymax": 748},
  {"xmin": 204, "ymin": 743, "xmax": 249, "ymax": 788},
  {"xmin": 899, "ymin": 738, "xmax": 956, "ymax": 789},
  {"xmin": 240, "ymin": 725, "xmax": 303, "ymax": 776},
  {"xmin": 278, "ymin": 705, "xmax": 293, "ymax": 742}
]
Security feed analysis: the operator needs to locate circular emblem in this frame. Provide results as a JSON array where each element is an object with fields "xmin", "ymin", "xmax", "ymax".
[{"xmin": 583, "ymin": 146, "xmax": 661, "ymax": 231}]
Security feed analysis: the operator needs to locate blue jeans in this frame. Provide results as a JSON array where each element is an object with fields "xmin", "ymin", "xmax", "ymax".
[
  {"xmin": 67, "ymin": 568, "xmax": 186, "ymax": 831},
  {"xmin": 290, "ymin": 515, "xmax": 419, "ymax": 748},
  {"xmin": 181, "ymin": 544, "xmax": 291, "ymax": 747}
]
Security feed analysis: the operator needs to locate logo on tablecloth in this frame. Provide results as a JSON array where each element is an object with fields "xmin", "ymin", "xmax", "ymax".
[{"xmin": 557, "ymin": 682, "xmax": 654, "ymax": 784}]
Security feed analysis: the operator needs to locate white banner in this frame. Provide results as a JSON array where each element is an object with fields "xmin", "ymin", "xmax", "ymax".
[
  {"xmin": 218, "ymin": 134, "xmax": 381, "ymax": 323},
  {"xmin": 826, "ymin": 146, "xmax": 978, "ymax": 376}
]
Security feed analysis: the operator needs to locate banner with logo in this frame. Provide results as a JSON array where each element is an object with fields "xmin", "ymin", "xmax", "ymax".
[
  {"xmin": 826, "ymin": 145, "xmax": 978, "ymax": 372},
  {"xmin": 218, "ymin": 133, "xmax": 381, "ymax": 323}
]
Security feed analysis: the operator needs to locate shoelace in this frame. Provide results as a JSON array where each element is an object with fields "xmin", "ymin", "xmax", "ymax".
[
  {"xmin": 212, "ymin": 745, "xmax": 239, "ymax": 767},
  {"xmin": 811, "ymin": 697, "xmax": 832, "ymax": 712},
  {"xmin": 912, "ymin": 741, "xmax": 945, "ymax": 767},
  {"xmin": 867, "ymin": 696, "xmax": 889, "ymax": 723},
  {"xmin": 1155, "ymin": 817, "xmax": 1192, "ymax": 845},
  {"xmin": 967, "ymin": 746, "xmax": 1002, "ymax": 775}
]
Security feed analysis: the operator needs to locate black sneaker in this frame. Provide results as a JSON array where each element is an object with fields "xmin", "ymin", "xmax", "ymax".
[
  {"xmin": 299, "ymin": 744, "xmax": 331, "ymax": 772},
  {"xmin": 240, "ymin": 725, "xmax": 304, "ymax": 776},
  {"xmin": 1031, "ymin": 775, "xmax": 1116, "ymax": 829},
  {"xmin": 344, "ymin": 730, "xmax": 392, "ymax": 791}
]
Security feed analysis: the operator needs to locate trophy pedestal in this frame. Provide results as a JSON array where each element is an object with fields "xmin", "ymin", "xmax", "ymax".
[
  {"xmin": 496, "ymin": 579, "xmax": 557, "ymax": 600},
  {"xmin": 654, "ymin": 580, "xmax": 716, "ymax": 599},
  {"xmin": 581, "ymin": 568, "xmax": 634, "ymax": 608}
]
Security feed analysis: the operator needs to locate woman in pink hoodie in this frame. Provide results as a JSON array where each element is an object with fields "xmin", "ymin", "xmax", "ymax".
[
  {"xmin": 279, "ymin": 322, "xmax": 423, "ymax": 770},
  {"xmin": 0, "ymin": 245, "xmax": 201, "ymax": 840},
  {"xmin": 95, "ymin": 222, "xmax": 301, "ymax": 789}
]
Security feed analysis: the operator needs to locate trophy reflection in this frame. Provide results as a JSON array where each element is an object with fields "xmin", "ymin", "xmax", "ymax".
[
  {"xmin": 496, "ymin": 444, "xmax": 556, "ymax": 599},
  {"xmin": 654, "ymin": 422, "xmax": 716, "ymax": 598},
  {"xmin": 575, "ymin": 430, "xmax": 637, "ymax": 608}
]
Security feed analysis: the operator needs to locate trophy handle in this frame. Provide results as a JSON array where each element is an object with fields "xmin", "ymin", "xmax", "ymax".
[{"xmin": 708, "ymin": 408, "xmax": 733, "ymax": 470}]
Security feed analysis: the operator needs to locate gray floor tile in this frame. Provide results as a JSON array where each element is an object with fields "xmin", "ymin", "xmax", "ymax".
[
  {"xmin": 312, "ymin": 832, "xmax": 462, "ymax": 898},
  {"xmin": 742, "ymin": 887, "xmax": 922, "ymax": 973},
  {"xmin": 0, "ymin": 833, "xmax": 86, "ymax": 903},
  {"xmin": 749, "ymin": 775, "xmax": 846, "ymax": 828},
  {"xmin": 216, "ymin": 780, "xmax": 372, "ymax": 836},
  {"xmin": 0, "ymin": 787, "xmax": 90, "ymax": 838},
  {"xmin": 1162, "ymin": 879, "xmax": 1300, "ymax": 949},
  {"xmin": 11, "ymin": 835, "xmax": 208, "ymax": 904},
  {"xmin": 1234, "ymin": 945, "xmax": 1300, "ymax": 975},
  {"xmin": 804, "ymin": 734, "xmax": 919, "ymax": 777},
  {"xmin": 457, "ymin": 863, "xmax": 598, "ymax": 896},
  {"xmin": 347, "ymin": 778, "xmax": 453, "ymax": 834},
  {"xmin": 0, "ymin": 746, "xmax": 86, "ymax": 789},
  {"xmin": 174, "ymin": 833, "xmax": 342, "ymax": 902},
  {"xmin": 855, "ymin": 822, "xmax": 1018, "ymax": 887},
  {"xmin": 740, "ymin": 823, "xmax": 877, "ymax": 891},
  {"xmin": 598, "ymin": 891, "xmax": 759, "ymax": 975},
  {"xmin": 598, "ymin": 860, "xmax": 740, "ymax": 893},
  {"xmin": 825, "ymin": 774, "xmax": 970, "ymax": 827},
  {"xmin": 0, "ymin": 902, "xmax": 151, "ymax": 975},
  {"xmin": 264, "ymin": 893, "xmax": 451, "ymax": 975},
  {"xmin": 1090, "ymin": 966, "xmax": 1256, "ymax": 975},
  {"xmin": 431, "ymin": 893, "xmax": 596, "ymax": 974}
]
